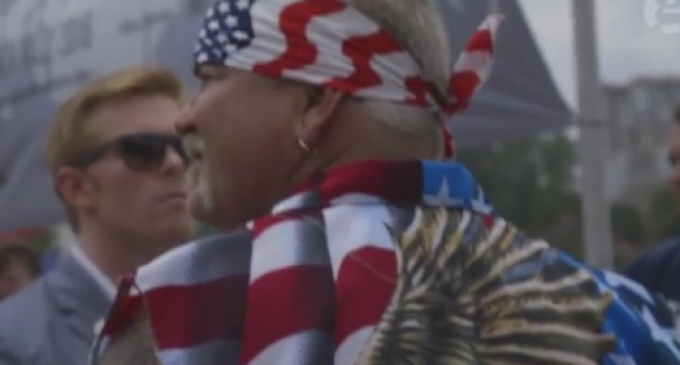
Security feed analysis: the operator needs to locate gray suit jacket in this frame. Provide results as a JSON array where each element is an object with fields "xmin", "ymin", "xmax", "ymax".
[{"xmin": 0, "ymin": 252, "xmax": 113, "ymax": 365}]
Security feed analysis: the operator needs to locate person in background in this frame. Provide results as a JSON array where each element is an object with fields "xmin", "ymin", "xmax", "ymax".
[
  {"xmin": 626, "ymin": 107, "xmax": 680, "ymax": 300},
  {"xmin": 0, "ymin": 66, "xmax": 194, "ymax": 365},
  {"xmin": 0, "ymin": 244, "xmax": 40, "ymax": 301}
]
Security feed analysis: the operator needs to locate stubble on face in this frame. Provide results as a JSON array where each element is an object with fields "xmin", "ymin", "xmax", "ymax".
[
  {"xmin": 189, "ymin": 162, "xmax": 217, "ymax": 216},
  {"xmin": 183, "ymin": 133, "xmax": 220, "ymax": 224}
]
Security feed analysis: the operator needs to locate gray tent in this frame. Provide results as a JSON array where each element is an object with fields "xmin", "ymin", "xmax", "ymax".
[{"xmin": 0, "ymin": 0, "xmax": 571, "ymax": 232}]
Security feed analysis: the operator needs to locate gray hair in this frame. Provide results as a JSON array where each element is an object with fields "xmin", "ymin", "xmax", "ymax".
[{"xmin": 343, "ymin": 0, "xmax": 452, "ymax": 156}]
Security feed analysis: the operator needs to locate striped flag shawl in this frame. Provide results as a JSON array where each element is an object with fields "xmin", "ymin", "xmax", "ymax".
[{"xmin": 93, "ymin": 160, "xmax": 631, "ymax": 365}]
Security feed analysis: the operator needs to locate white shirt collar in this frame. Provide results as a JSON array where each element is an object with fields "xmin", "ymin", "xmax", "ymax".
[{"xmin": 70, "ymin": 244, "xmax": 117, "ymax": 300}]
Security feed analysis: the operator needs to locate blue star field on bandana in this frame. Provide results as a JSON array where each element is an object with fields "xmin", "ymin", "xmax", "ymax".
[{"xmin": 194, "ymin": 0, "xmax": 256, "ymax": 66}]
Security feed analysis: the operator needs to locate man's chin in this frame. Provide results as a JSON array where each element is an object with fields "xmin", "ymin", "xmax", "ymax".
[{"xmin": 189, "ymin": 193, "xmax": 218, "ymax": 227}]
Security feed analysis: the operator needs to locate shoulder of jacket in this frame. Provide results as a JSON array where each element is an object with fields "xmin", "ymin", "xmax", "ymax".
[
  {"xmin": 0, "ymin": 279, "xmax": 50, "ymax": 361},
  {"xmin": 629, "ymin": 237, "xmax": 680, "ymax": 272}
]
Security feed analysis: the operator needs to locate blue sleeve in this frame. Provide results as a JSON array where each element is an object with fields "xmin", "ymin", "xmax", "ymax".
[
  {"xmin": 592, "ymin": 267, "xmax": 680, "ymax": 365},
  {"xmin": 624, "ymin": 239, "xmax": 680, "ymax": 293},
  {"xmin": 559, "ymin": 253, "xmax": 680, "ymax": 365},
  {"xmin": 625, "ymin": 251, "xmax": 660, "ymax": 291}
]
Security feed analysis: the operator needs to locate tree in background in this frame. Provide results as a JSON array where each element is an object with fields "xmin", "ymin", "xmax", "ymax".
[
  {"xmin": 25, "ymin": 230, "xmax": 54, "ymax": 252},
  {"xmin": 459, "ymin": 132, "xmax": 671, "ymax": 270},
  {"xmin": 610, "ymin": 202, "xmax": 646, "ymax": 247},
  {"xmin": 458, "ymin": 134, "xmax": 583, "ymax": 258},
  {"xmin": 646, "ymin": 187, "xmax": 680, "ymax": 243},
  {"xmin": 610, "ymin": 201, "xmax": 647, "ymax": 270}
]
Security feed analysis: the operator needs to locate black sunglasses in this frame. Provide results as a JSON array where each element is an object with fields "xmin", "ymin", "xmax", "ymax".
[{"xmin": 70, "ymin": 133, "xmax": 189, "ymax": 171}]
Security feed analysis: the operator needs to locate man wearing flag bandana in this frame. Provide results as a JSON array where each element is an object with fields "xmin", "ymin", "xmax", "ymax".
[{"xmin": 92, "ymin": 0, "xmax": 680, "ymax": 364}]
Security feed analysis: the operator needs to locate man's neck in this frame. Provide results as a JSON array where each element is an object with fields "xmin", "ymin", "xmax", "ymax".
[
  {"xmin": 289, "ymin": 128, "xmax": 439, "ymax": 191},
  {"xmin": 75, "ymin": 226, "xmax": 148, "ymax": 282}
]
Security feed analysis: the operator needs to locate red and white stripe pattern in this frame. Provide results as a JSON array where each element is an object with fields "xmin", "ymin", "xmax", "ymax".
[
  {"xmin": 194, "ymin": 0, "xmax": 502, "ymax": 157},
  {"xmin": 93, "ymin": 231, "xmax": 253, "ymax": 365},
  {"xmin": 92, "ymin": 160, "xmax": 496, "ymax": 365},
  {"xmin": 94, "ymin": 199, "xmax": 402, "ymax": 365},
  {"xmin": 239, "ymin": 202, "xmax": 401, "ymax": 365},
  {"xmin": 234, "ymin": 161, "xmax": 443, "ymax": 365}
]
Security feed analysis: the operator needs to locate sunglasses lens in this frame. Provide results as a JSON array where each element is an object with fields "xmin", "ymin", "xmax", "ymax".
[
  {"xmin": 119, "ymin": 135, "xmax": 170, "ymax": 171},
  {"xmin": 169, "ymin": 138, "xmax": 190, "ymax": 165}
]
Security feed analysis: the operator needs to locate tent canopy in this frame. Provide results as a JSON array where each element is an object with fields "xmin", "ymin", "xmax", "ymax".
[{"xmin": 0, "ymin": 0, "xmax": 570, "ymax": 232}]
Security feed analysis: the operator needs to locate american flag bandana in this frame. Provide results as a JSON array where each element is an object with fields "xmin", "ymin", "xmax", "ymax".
[{"xmin": 193, "ymin": 0, "xmax": 502, "ymax": 158}]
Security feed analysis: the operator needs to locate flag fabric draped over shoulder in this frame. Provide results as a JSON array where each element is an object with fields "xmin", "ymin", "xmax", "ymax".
[{"xmin": 94, "ymin": 160, "xmax": 680, "ymax": 365}]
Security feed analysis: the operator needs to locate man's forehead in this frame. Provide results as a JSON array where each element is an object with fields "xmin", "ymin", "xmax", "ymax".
[
  {"xmin": 86, "ymin": 96, "xmax": 180, "ymax": 140},
  {"xmin": 194, "ymin": 64, "xmax": 229, "ymax": 77}
]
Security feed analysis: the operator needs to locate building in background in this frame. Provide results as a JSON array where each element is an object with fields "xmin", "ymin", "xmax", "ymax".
[{"xmin": 602, "ymin": 76, "xmax": 680, "ymax": 211}]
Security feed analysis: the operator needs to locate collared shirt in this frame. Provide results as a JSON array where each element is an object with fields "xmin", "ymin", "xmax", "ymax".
[{"xmin": 70, "ymin": 244, "xmax": 117, "ymax": 301}]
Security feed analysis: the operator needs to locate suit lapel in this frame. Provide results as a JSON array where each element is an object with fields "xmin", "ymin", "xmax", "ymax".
[{"xmin": 45, "ymin": 253, "xmax": 113, "ymax": 352}]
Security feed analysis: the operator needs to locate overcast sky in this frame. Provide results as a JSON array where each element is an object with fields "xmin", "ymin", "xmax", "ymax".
[{"xmin": 518, "ymin": 0, "xmax": 680, "ymax": 109}]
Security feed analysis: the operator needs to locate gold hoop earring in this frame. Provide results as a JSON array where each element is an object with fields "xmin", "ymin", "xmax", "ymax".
[{"xmin": 297, "ymin": 138, "xmax": 318, "ymax": 154}]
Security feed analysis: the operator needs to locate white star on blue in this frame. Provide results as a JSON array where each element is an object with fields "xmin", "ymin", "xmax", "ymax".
[
  {"xmin": 423, "ymin": 178, "xmax": 463, "ymax": 206},
  {"xmin": 421, "ymin": 161, "xmax": 495, "ymax": 215},
  {"xmin": 558, "ymin": 257, "xmax": 680, "ymax": 365},
  {"xmin": 194, "ymin": 0, "xmax": 256, "ymax": 67}
]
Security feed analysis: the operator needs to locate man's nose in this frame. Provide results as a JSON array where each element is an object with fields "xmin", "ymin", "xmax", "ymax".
[
  {"xmin": 159, "ymin": 146, "xmax": 187, "ymax": 176},
  {"xmin": 175, "ymin": 106, "xmax": 196, "ymax": 135}
]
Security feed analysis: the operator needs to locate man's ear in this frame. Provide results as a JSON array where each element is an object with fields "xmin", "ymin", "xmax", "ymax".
[
  {"xmin": 296, "ymin": 87, "xmax": 345, "ymax": 147},
  {"xmin": 54, "ymin": 167, "xmax": 94, "ymax": 211}
]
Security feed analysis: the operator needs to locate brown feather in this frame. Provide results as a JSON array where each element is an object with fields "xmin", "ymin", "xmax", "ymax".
[{"xmin": 356, "ymin": 207, "xmax": 616, "ymax": 365}]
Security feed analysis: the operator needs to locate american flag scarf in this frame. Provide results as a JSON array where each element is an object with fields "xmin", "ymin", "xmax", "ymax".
[
  {"xmin": 193, "ymin": 0, "xmax": 502, "ymax": 158},
  {"xmin": 238, "ymin": 160, "xmax": 497, "ymax": 365},
  {"xmin": 93, "ymin": 160, "xmax": 680, "ymax": 365},
  {"xmin": 93, "ymin": 160, "xmax": 495, "ymax": 365}
]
